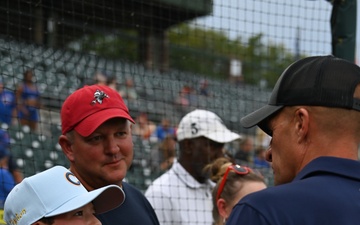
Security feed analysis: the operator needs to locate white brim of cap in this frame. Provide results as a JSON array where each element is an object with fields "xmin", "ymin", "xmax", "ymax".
[
  {"xmin": 240, "ymin": 104, "xmax": 283, "ymax": 135},
  {"xmin": 205, "ymin": 131, "xmax": 241, "ymax": 143},
  {"xmin": 46, "ymin": 184, "xmax": 125, "ymax": 217}
]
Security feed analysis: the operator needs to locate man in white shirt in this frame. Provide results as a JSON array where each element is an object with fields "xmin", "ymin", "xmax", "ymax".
[{"xmin": 145, "ymin": 109, "xmax": 240, "ymax": 225}]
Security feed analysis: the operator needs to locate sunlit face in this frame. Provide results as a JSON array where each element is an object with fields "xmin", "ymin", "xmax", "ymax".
[
  {"xmin": 266, "ymin": 108, "xmax": 299, "ymax": 185},
  {"xmin": 67, "ymin": 118, "xmax": 133, "ymax": 189},
  {"xmin": 51, "ymin": 203, "xmax": 101, "ymax": 225}
]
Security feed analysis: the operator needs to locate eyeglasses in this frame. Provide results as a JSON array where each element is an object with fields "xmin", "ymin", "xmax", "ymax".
[{"xmin": 216, "ymin": 164, "xmax": 251, "ymax": 201}]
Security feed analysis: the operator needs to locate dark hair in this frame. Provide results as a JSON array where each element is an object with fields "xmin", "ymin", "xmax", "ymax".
[
  {"xmin": 159, "ymin": 136, "xmax": 176, "ymax": 160},
  {"xmin": 204, "ymin": 157, "xmax": 265, "ymax": 225},
  {"xmin": 23, "ymin": 69, "xmax": 34, "ymax": 82},
  {"xmin": 38, "ymin": 217, "xmax": 55, "ymax": 224},
  {"xmin": 23, "ymin": 69, "xmax": 33, "ymax": 77}
]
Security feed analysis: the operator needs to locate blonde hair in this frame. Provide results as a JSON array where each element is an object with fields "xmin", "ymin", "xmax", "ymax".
[{"xmin": 204, "ymin": 157, "xmax": 265, "ymax": 225}]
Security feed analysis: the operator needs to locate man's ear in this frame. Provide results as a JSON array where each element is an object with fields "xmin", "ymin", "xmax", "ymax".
[
  {"xmin": 294, "ymin": 108, "xmax": 310, "ymax": 143},
  {"xmin": 59, "ymin": 134, "xmax": 75, "ymax": 162}
]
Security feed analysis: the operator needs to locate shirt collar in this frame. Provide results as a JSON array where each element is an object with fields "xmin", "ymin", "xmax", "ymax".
[
  {"xmin": 172, "ymin": 161, "xmax": 214, "ymax": 189},
  {"xmin": 294, "ymin": 156, "xmax": 360, "ymax": 182}
]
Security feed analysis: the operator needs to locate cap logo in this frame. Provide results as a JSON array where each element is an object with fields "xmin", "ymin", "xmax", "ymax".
[
  {"xmin": 191, "ymin": 123, "xmax": 198, "ymax": 134},
  {"xmin": 91, "ymin": 89, "xmax": 109, "ymax": 105},
  {"xmin": 65, "ymin": 172, "xmax": 81, "ymax": 186},
  {"xmin": 8, "ymin": 209, "xmax": 26, "ymax": 225}
]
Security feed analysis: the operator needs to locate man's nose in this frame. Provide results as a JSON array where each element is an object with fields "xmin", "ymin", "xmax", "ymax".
[
  {"xmin": 91, "ymin": 215, "xmax": 102, "ymax": 225},
  {"xmin": 265, "ymin": 148, "xmax": 272, "ymax": 162}
]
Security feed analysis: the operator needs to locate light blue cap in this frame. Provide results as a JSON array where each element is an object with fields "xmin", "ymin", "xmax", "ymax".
[{"xmin": 4, "ymin": 166, "xmax": 125, "ymax": 225}]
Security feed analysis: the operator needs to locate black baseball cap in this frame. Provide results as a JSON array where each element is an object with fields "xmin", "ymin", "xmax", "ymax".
[{"xmin": 241, "ymin": 55, "xmax": 360, "ymax": 136}]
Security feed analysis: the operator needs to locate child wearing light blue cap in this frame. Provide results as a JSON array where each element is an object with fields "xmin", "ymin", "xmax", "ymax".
[{"xmin": 4, "ymin": 166, "xmax": 125, "ymax": 225}]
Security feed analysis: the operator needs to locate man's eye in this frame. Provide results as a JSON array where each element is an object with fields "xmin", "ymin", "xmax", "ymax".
[
  {"xmin": 269, "ymin": 130, "xmax": 273, "ymax": 137},
  {"xmin": 87, "ymin": 135, "xmax": 102, "ymax": 142},
  {"xmin": 89, "ymin": 135, "xmax": 102, "ymax": 142},
  {"xmin": 74, "ymin": 210, "xmax": 84, "ymax": 216},
  {"xmin": 116, "ymin": 132, "xmax": 127, "ymax": 137},
  {"xmin": 209, "ymin": 141, "xmax": 224, "ymax": 149}
]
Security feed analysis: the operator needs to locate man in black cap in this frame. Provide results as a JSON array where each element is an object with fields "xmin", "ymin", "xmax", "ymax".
[{"xmin": 227, "ymin": 55, "xmax": 360, "ymax": 225}]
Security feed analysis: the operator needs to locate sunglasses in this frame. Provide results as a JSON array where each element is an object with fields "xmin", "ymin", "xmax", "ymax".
[{"xmin": 216, "ymin": 164, "xmax": 251, "ymax": 201}]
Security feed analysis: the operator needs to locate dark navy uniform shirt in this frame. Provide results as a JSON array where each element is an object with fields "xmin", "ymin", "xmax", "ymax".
[
  {"xmin": 97, "ymin": 182, "xmax": 160, "ymax": 225},
  {"xmin": 227, "ymin": 156, "xmax": 360, "ymax": 225}
]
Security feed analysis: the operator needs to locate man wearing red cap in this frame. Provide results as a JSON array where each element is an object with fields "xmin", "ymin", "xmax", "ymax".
[{"xmin": 59, "ymin": 85, "xmax": 159, "ymax": 225}]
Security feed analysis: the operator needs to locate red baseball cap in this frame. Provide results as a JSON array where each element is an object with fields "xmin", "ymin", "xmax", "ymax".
[{"xmin": 61, "ymin": 85, "xmax": 135, "ymax": 136}]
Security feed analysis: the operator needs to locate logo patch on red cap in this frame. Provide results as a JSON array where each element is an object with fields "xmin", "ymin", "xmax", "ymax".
[{"xmin": 91, "ymin": 89, "xmax": 109, "ymax": 105}]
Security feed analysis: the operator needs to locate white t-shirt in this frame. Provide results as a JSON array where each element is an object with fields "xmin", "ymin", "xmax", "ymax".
[{"xmin": 145, "ymin": 161, "xmax": 214, "ymax": 225}]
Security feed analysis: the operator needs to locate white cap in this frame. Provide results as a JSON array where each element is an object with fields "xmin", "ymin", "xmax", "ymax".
[
  {"xmin": 4, "ymin": 166, "xmax": 125, "ymax": 225},
  {"xmin": 176, "ymin": 109, "xmax": 241, "ymax": 143}
]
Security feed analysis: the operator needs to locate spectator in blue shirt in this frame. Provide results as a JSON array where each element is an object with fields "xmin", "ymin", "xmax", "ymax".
[
  {"xmin": 16, "ymin": 69, "xmax": 41, "ymax": 132},
  {"xmin": 0, "ymin": 79, "xmax": 16, "ymax": 126},
  {"xmin": 253, "ymin": 147, "xmax": 270, "ymax": 169},
  {"xmin": 155, "ymin": 118, "xmax": 176, "ymax": 141},
  {"xmin": 0, "ymin": 129, "xmax": 15, "ymax": 208}
]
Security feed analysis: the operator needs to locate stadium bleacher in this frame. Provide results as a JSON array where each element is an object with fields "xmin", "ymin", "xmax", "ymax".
[{"xmin": 0, "ymin": 37, "xmax": 274, "ymax": 191}]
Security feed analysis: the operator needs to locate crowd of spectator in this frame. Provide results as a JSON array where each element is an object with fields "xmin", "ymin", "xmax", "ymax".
[
  {"xmin": 5, "ymin": 69, "xmax": 270, "ymax": 169},
  {"xmin": 0, "ymin": 68, "xmax": 273, "ymax": 213},
  {"xmin": 2, "ymin": 47, "xmax": 359, "ymax": 225}
]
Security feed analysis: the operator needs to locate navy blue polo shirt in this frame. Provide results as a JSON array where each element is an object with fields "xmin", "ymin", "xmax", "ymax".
[
  {"xmin": 97, "ymin": 182, "xmax": 160, "ymax": 225},
  {"xmin": 227, "ymin": 156, "xmax": 360, "ymax": 225}
]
